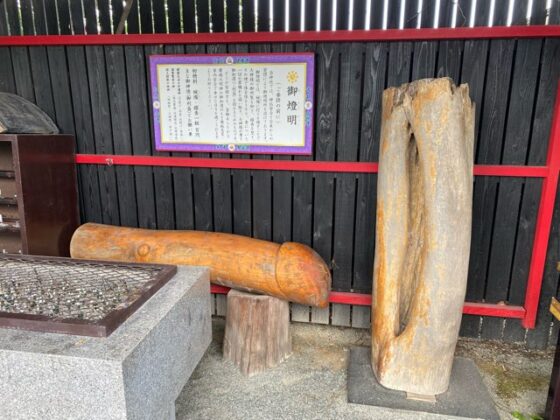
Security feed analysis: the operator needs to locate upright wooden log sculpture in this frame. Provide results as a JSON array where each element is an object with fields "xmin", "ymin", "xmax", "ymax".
[
  {"xmin": 70, "ymin": 223, "xmax": 331, "ymax": 307},
  {"xmin": 371, "ymin": 78, "xmax": 474, "ymax": 396}
]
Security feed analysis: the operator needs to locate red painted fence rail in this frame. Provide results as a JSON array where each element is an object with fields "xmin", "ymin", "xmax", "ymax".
[{"xmin": 0, "ymin": 25, "xmax": 559, "ymax": 46}]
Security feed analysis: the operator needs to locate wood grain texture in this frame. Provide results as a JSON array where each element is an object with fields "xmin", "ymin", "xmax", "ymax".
[
  {"xmin": 372, "ymin": 79, "xmax": 474, "ymax": 395},
  {"xmin": 71, "ymin": 223, "xmax": 332, "ymax": 307},
  {"xmin": 223, "ymin": 290, "xmax": 291, "ymax": 376}
]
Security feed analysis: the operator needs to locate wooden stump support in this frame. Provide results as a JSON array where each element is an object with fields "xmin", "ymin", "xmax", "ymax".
[{"xmin": 223, "ymin": 290, "xmax": 292, "ymax": 376}]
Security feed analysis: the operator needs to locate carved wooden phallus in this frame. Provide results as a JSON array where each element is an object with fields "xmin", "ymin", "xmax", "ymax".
[
  {"xmin": 70, "ymin": 223, "xmax": 331, "ymax": 307},
  {"xmin": 371, "ymin": 78, "xmax": 474, "ymax": 396}
]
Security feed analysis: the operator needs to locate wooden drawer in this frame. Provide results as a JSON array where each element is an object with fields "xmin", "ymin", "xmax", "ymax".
[
  {"xmin": 0, "ymin": 204, "xmax": 18, "ymax": 220},
  {"xmin": 0, "ymin": 178, "xmax": 17, "ymax": 198},
  {"xmin": 0, "ymin": 143, "xmax": 13, "ymax": 171},
  {"xmin": 0, "ymin": 232, "xmax": 22, "ymax": 254}
]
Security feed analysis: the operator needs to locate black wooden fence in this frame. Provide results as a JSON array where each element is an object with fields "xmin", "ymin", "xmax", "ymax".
[{"xmin": 0, "ymin": 0, "xmax": 560, "ymax": 349}]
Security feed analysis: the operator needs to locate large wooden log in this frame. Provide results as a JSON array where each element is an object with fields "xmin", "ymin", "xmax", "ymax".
[
  {"xmin": 223, "ymin": 290, "xmax": 291, "ymax": 376},
  {"xmin": 70, "ymin": 223, "xmax": 331, "ymax": 307},
  {"xmin": 371, "ymin": 78, "xmax": 474, "ymax": 396}
]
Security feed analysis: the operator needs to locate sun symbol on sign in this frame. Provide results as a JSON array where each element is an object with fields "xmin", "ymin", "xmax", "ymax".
[{"xmin": 287, "ymin": 71, "xmax": 298, "ymax": 84}]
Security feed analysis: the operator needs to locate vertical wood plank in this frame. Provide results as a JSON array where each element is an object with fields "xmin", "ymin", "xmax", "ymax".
[
  {"xmin": 351, "ymin": 305, "xmax": 370, "ymax": 329},
  {"xmin": 206, "ymin": 43, "xmax": 232, "ymax": 234},
  {"xmin": 216, "ymin": 293, "xmax": 227, "ymax": 316},
  {"xmin": 5, "ymin": 0, "xmax": 20, "ymax": 35},
  {"xmin": 257, "ymin": 0, "xmax": 270, "ymax": 32},
  {"xmin": 250, "ymin": 43, "xmax": 272, "ymax": 241},
  {"xmin": 124, "ymin": 45, "xmax": 157, "ymax": 228},
  {"xmin": 209, "ymin": 0, "xmax": 225, "ymax": 32},
  {"xmin": 242, "ymin": 0, "xmax": 256, "ymax": 31},
  {"xmin": 86, "ymin": 45, "xmax": 121, "ymax": 226},
  {"xmin": 42, "ymin": 0, "xmax": 58, "ymax": 34},
  {"xmin": 290, "ymin": 42, "xmax": 315, "ymax": 323},
  {"xmin": 29, "ymin": 47, "xmax": 55, "ymax": 118},
  {"xmin": 229, "ymin": 43, "xmax": 252, "ymax": 236},
  {"xmin": 47, "ymin": 47, "xmax": 75, "ymax": 135},
  {"xmin": 386, "ymin": 41, "xmax": 413, "ymax": 87},
  {"xmin": 83, "ymin": 0, "xmax": 98, "ymax": 34},
  {"xmin": 149, "ymin": 44, "xmax": 176, "ymax": 230},
  {"xmin": 11, "ymin": 47, "xmax": 35, "ymax": 102},
  {"xmin": 138, "ymin": 0, "xmax": 153, "ymax": 34},
  {"xmin": 112, "ymin": 0, "xmax": 124, "ymax": 33},
  {"xmin": 331, "ymin": 303, "xmax": 351, "ymax": 327},
  {"xmin": 411, "ymin": 40, "xmax": 438, "ymax": 80},
  {"xmin": 152, "ymin": 0, "xmax": 167, "ymax": 33},
  {"xmin": 291, "ymin": 303, "xmax": 310, "ymax": 322},
  {"xmin": 304, "ymin": 0, "xmax": 315, "ymax": 30},
  {"xmin": 163, "ymin": 44, "xmax": 194, "ymax": 232},
  {"xmin": 96, "ymin": 0, "xmax": 112, "ymax": 33},
  {"xmin": 0, "ymin": 48, "xmax": 16, "ymax": 92},
  {"xmin": 483, "ymin": 39, "xmax": 542, "ymax": 340},
  {"xmin": 292, "ymin": 42, "xmax": 315, "ymax": 249},
  {"xmin": 46, "ymin": 45, "xmax": 82, "ymax": 215},
  {"xmin": 126, "ymin": 0, "xmax": 141, "ymax": 33},
  {"xmin": 312, "ymin": 43, "xmax": 339, "ymax": 309},
  {"xmin": 67, "ymin": 46, "xmax": 103, "ymax": 223},
  {"xmin": 105, "ymin": 45, "xmax": 139, "ymax": 227},
  {"xmin": 467, "ymin": 40, "xmax": 515, "ymax": 341},
  {"xmin": 353, "ymin": 42, "xmax": 387, "ymax": 293},
  {"xmin": 56, "ymin": 0, "xmax": 72, "ymax": 34},
  {"xmin": 0, "ymin": 1, "xmax": 10, "ymax": 35},
  {"xmin": 459, "ymin": 38, "xmax": 490, "ymax": 337},
  {"xmin": 436, "ymin": 39, "xmax": 463, "ymax": 82},
  {"xmin": 352, "ymin": 0, "xmax": 367, "ymax": 29},
  {"xmin": 32, "ymin": 0, "xmax": 48, "ymax": 34},
  {"xmin": 272, "ymin": 0, "xmax": 286, "ymax": 31},
  {"xmin": 186, "ymin": 43, "xmax": 213, "ymax": 232},
  {"xmin": 197, "ymin": 0, "xmax": 211, "ymax": 32},
  {"xmin": 69, "ymin": 0, "xmax": 85, "ymax": 34},
  {"xmin": 20, "ymin": 0, "xmax": 34, "ymax": 35},
  {"xmin": 225, "ymin": 0, "xmax": 240, "ymax": 32},
  {"xmin": 456, "ymin": 0, "xmax": 473, "ymax": 27},
  {"xmin": 182, "ymin": 0, "xmax": 197, "ymax": 33},
  {"xmin": 271, "ymin": 43, "xmax": 293, "ymax": 247},
  {"xmin": 332, "ymin": 43, "xmax": 363, "ymax": 297}
]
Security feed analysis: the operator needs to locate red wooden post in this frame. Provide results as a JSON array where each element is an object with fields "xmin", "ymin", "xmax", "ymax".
[{"xmin": 522, "ymin": 82, "xmax": 560, "ymax": 329}]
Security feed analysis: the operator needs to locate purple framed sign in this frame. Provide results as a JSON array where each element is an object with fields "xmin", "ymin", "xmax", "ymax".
[{"xmin": 149, "ymin": 53, "xmax": 315, "ymax": 155}]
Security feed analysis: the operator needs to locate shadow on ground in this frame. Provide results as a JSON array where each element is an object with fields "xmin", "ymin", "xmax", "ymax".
[{"xmin": 176, "ymin": 318, "xmax": 553, "ymax": 420}]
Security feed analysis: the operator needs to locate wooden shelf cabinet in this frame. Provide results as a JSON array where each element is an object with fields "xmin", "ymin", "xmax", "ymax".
[{"xmin": 0, "ymin": 134, "xmax": 79, "ymax": 257}]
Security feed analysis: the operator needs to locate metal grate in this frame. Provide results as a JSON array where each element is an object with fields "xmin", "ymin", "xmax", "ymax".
[{"xmin": 0, "ymin": 255, "xmax": 177, "ymax": 337}]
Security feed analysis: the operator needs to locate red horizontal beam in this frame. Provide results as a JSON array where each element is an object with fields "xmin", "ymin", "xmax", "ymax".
[
  {"xmin": 0, "ymin": 26, "xmax": 559, "ymax": 46},
  {"xmin": 76, "ymin": 154, "xmax": 379, "ymax": 173},
  {"xmin": 209, "ymin": 286, "xmax": 526, "ymax": 319},
  {"xmin": 75, "ymin": 154, "xmax": 548, "ymax": 177},
  {"xmin": 473, "ymin": 164, "xmax": 548, "ymax": 177},
  {"xmin": 462, "ymin": 302, "xmax": 526, "ymax": 319}
]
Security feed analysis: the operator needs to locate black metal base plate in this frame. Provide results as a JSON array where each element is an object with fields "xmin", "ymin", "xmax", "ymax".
[{"xmin": 347, "ymin": 347, "xmax": 500, "ymax": 420}]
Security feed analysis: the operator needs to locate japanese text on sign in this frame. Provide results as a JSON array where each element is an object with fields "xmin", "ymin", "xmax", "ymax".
[{"xmin": 150, "ymin": 53, "xmax": 314, "ymax": 154}]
